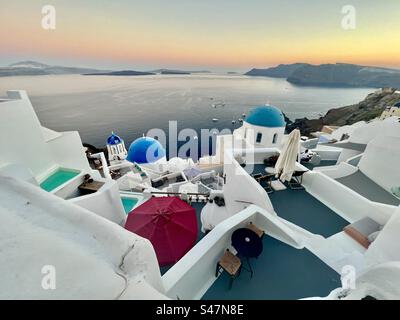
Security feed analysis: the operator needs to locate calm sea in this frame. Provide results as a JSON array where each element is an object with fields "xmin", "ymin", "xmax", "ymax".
[{"xmin": 0, "ymin": 74, "xmax": 373, "ymax": 156}]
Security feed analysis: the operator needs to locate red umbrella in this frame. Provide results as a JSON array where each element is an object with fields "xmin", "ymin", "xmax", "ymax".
[{"xmin": 125, "ymin": 197, "xmax": 198, "ymax": 266}]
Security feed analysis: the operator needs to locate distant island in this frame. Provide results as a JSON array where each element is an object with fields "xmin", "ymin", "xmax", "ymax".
[
  {"xmin": 245, "ymin": 63, "xmax": 400, "ymax": 88},
  {"xmin": 151, "ymin": 69, "xmax": 210, "ymax": 75},
  {"xmin": 0, "ymin": 61, "xmax": 213, "ymax": 77},
  {"xmin": 246, "ymin": 63, "xmax": 309, "ymax": 78},
  {"xmin": 0, "ymin": 61, "xmax": 107, "ymax": 77},
  {"xmin": 83, "ymin": 70, "xmax": 155, "ymax": 76}
]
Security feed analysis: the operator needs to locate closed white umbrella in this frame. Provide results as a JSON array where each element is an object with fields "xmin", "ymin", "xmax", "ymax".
[{"xmin": 275, "ymin": 129, "xmax": 301, "ymax": 182}]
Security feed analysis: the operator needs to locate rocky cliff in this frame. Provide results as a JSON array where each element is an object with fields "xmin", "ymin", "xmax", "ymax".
[
  {"xmin": 286, "ymin": 88, "xmax": 400, "ymax": 136},
  {"xmin": 245, "ymin": 63, "xmax": 400, "ymax": 88}
]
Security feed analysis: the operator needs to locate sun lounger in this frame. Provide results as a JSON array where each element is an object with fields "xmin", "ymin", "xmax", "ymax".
[
  {"xmin": 343, "ymin": 217, "xmax": 382, "ymax": 249},
  {"xmin": 288, "ymin": 171, "xmax": 307, "ymax": 190}
]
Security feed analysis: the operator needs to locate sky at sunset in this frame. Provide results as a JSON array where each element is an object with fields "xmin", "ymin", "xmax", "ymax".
[{"xmin": 1, "ymin": 0, "xmax": 400, "ymax": 71}]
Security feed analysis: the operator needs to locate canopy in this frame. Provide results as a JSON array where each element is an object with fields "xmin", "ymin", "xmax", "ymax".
[
  {"xmin": 275, "ymin": 129, "xmax": 301, "ymax": 182},
  {"xmin": 125, "ymin": 197, "xmax": 198, "ymax": 266}
]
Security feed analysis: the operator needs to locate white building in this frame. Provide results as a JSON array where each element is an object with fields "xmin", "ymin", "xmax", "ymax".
[
  {"xmin": 380, "ymin": 103, "xmax": 400, "ymax": 120},
  {"xmin": 0, "ymin": 90, "xmax": 126, "ymax": 224}
]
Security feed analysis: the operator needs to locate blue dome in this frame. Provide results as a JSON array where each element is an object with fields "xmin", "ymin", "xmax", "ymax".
[
  {"xmin": 245, "ymin": 105, "xmax": 286, "ymax": 128},
  {"xmin": 107, "ymin": 132, "xmax": 124, "ymax": 145},
  {"xmin": 127, "ymin": 137, "xmax": 166, "ymax": 164}
]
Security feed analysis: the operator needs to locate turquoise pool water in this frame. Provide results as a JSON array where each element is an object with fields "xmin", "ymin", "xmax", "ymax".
[
  {"xmin": 40, "ymin": 168, "xmax": 80, "ymax": 192},
  {"xmin": 121, "ymin": 197, "xmax": 139, "ymax": 214}
]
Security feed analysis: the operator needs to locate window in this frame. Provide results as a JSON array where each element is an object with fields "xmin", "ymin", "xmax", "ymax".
[
  {"xmin": 272, "ymin": 133, "xmax": 278, "ymax": 144},
  {"xmin": 244, "ymin": 128, "xmax": 247, "ymax": 139},
  {"xmin": 256, "ymin": 132, "xmax": 262, "ymax": 143}
]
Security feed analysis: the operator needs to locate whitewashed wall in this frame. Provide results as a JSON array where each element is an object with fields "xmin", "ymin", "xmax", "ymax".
[
  {"xmin": 69, "ymin": 180, "xmax": 127, "ymax": 225},
  {"xmin": 0, "ymin": 91, "xmax": 56, "ymax": 177},
  {"xmin": 47, "ymin": 131, "xmax": 96, "ymax": 177},
  {"xmin": 223, "ymin": 152, "xmax": 274, "ymax": 215},
  {"xmin": 358, "ymin": 135, "xmax": 400, "ymax": 192}
]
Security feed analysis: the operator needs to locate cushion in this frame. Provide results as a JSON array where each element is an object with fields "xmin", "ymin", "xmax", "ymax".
[
  {"xmin": 343, "ymin": 217, "xmax": 383, "ymax": 249},
  {"xmin": 348, "ymin": 217, "xmax": 381, "ymax": 237},
  {"xmin": 343, "ymin": 226, "xmax": 371, "ymax": 248},
  {"xmin": 368, "ymin": 231, "xmax": 380, "ymax": 243}
]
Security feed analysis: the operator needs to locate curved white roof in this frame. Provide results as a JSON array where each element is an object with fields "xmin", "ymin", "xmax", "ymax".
[{"xmin": 0, "ymin": 175, "xmax": 166, "ymax": 299}]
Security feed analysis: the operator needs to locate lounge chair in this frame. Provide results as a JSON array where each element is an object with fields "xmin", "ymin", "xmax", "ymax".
[
  {"xmin": 343, "ymin": 217, "xmax": 382, "ymax": 249},
  {"xmin": 251, "ymin": 173, "xmax": 262, "ymax": 180},
  {"xmin": 257, "ymin": 174, "xmax": 275, "ymax": 194},
  {"xmin": 288, "ymin": 171, "xmax": 307, "ymax": 190}
]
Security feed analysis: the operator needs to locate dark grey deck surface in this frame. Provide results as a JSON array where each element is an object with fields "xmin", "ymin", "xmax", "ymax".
[
  {"xmin": 269, "ymin": 188, "xmax": 349, "ymax": 238},
  {"xmin": 336, "ymin": 170, "xmax": 400, "ymax": 206},
  {"xmin": 202, "ymin": 235, "xmax": 341, "ymax": 300},
  {"xmin": 246, "ymin": 164, "xmax": 349, "ymax": 237},
  {"xmin": 332, "ymin": 142, "xmax": 367, "ymax": 152}
]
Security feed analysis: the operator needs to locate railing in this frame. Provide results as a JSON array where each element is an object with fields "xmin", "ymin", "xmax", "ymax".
[{"xmin": 148, "ymin": 191, "xmax": 211, "ymax": 203}]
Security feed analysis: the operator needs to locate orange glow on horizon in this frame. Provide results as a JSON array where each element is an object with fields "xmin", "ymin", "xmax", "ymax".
[{"xmin": 1, "ymin": 1, "xmax": 400, "ymax": 70}]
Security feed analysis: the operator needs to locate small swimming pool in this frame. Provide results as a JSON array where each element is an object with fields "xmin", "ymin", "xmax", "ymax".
[
  {"xmin": 40, "ymin": 168, "xmax": 80, "ymax": 192},
  {"xmin": 121, "ymin": 197, "xmax": 139, "ymax": 214}
]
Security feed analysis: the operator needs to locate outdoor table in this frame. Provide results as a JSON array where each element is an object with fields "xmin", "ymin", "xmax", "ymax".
[{"xmin": 231, "ymin": 228, "xmax": 263, "ymax": 277}]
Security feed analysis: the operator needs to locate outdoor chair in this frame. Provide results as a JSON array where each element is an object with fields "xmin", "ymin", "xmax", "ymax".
[
  {"xmin": 288, "ymin": 171, "xmax": 307, "ymax": 190},
  {"xmin": 263, "ymin": 155, "xmax": 279, "ymax": 167},
  {"xmin": 251, "ymin": 173, "xmax": 262, "ymax": 180},
  {"xmin": 215, "ymin": 249, "xmax": 242, "ymax": 290},
  {"xmin": 246, "ymin": 222, "xmax": 265, "ymax": 239},
  {"xmin": 257, "ymin": 174, "xmax": 275, "ymax": 194},
  {"xmin": 151, "ymin": 179, "xmax": 164, "ymax": 188}
]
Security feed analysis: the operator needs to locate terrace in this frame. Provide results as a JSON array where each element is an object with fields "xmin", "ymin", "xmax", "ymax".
[
  {"xmin": 200, "ymin": 163, "xmax": 348, "ymax": 299},
  {"xmin": 202, "ymin": 235, "xmax": 341, "ymax": 300}
]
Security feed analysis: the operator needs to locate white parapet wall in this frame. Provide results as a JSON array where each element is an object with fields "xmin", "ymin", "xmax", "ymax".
[
  {"xmin": 0, "ymin": 91, "xmax": 57, "ymax": 177},
  {"xmin": 69, "ymin": 179, "xmax": 127, "ymax": 225},
  {"xmin": 46, "ymin": 131, "xmax": 98, "ymax": 179},
  {"xmin": 0, "ymin": 90, "xmax": 99, "ymax": 181}
]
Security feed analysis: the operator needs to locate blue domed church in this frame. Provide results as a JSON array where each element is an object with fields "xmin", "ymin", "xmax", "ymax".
[
  {"xmin": 127, "ymin": 137, "xmax": 166, "ymax": 164},
  {"xmin": 235, "ymin": 105, "xmax": 286, "ymax": 148},
  {"xmin": 106, "ymin": 132, "xmax": 127, "ymax": 163}
]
